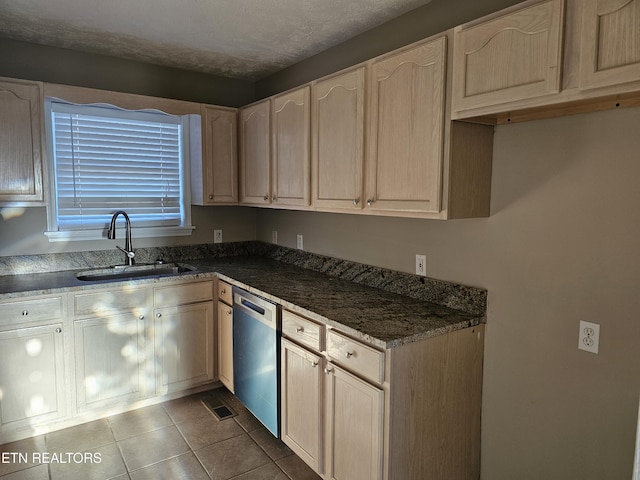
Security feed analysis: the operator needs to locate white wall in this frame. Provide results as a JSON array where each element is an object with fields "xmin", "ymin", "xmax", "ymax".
[
  {"xmin": 256, "ymin": 106, "xmax": 640, "ymax": 479},
  {"xmin": 0, "ymin": 206, "xmax": 257, "ymax": 256}
]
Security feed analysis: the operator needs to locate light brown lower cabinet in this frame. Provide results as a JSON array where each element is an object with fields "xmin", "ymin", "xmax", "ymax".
[
  {"xmin": 217, "ymin": 300, "xmax": 234, "ymax": 392},
  {"xmin": 0, "ymin": 322, "xmax": 66, "ymax": 431},
  {"xmin": 281, "ymin": 338, "xmax": 323, "ymax": 471},
  {"xmin": 216, "ymin": 279, "xmax": 234, "ymax": 392},
  {"xmin": 0, "ymin": 295, "xmax": 67, "ymax": 434},
  {"xmin": 0, "ymin": 279, "xmax": 217, "ymax": 444},
  {"xmin": 154, "ymin": 302, "xmax": 214, "ymax": 394},
  {"xmin": 324, "ymin": 362, "xmax": 384, "ymax": 480},
  {"xmin": 74, "ymin": 312, "xmax": 148, "ymax": 411},
  {"xmin": 281, "ymin": 310, "xmax": 485, "ymax": 480}
]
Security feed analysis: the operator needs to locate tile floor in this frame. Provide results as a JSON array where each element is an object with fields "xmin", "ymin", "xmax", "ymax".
[{"xmin": 0, "ymin": 388, "xmax": 322, "ymax": 480}]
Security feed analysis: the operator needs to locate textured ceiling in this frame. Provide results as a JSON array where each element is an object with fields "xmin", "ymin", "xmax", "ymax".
[{"xmin": 0, "ymin": 0, "xmax": 433, "ymax": 80}]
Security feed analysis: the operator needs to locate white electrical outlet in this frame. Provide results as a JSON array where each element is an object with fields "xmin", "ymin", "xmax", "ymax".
[
  {"xmin": 415, "ymin": 254, "xmax": 426, "ymax": 276},
  {"xmin": 578, "ymin": 320, "xmax": 600, "ymax": 354},
  {"xmin": 214, "ymin": 229, "xmax": 223, "ymax": 244},
  {"xmin": 297, "ymin": 234, "xmax": 304, "ymax": 250},
  {"xmin": 272, "ymin": 230, "xmax": 278, "ymax": 244}
]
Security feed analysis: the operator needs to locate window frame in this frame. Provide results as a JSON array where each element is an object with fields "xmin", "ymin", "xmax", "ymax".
[{"xmin": 43, "ymin": 98, "xmax": 198, "ymax": 242}]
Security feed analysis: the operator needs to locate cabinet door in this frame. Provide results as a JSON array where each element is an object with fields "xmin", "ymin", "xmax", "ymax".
[
  {"xmin": 366, "ymin": 37, "xmax": 446, "ymax": 214},
  {"xmin": 452, "ymin": 0, "xmax": 564, "ymax": 113},
  {"xmin": 0, "ymin": 323, "xmax": 66, "ymax": 432},
  {"xmin": 239, "ymin": 100, "xmax": 271, "ymax": 205},
  {"xmin": 324, "ymin": 363, "xmax": 384, "ymax": 480},
  {"xmin": 0, "ymin": 78, "xmax": 44, "ymax": 204},
  {"xmin": 198, "ymin": 106, "xmax": 238, "ymax": 204},
  {"xmin": 272, "ymin": 87, "xmax": 310, "ymax": 207},
  {"xmin": 281, "ymin": 338, "xmax": 323, "ymax": 474},
  {"xmin": 217, "ymin": 300, "xmax": 234, "ymax": 392},
  {"xmin": 74, "ymin": 313, "xmax": 147, "ymax": 411},
  {"xmin": 155, "ymin": 302, "xmax": 214, "ymax": 394},
  {"xmin": 312, "ymin": 67, "xmax": 365, "ymax": 211},
  {"xmin": 579, "ymin": 0, "xmax": 640, "ymax": 89}
]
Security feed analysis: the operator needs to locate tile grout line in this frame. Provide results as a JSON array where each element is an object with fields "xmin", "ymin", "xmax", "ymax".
[{"xmin": 160, "ymin": 402, "xmax": 214, "ymax": 480}]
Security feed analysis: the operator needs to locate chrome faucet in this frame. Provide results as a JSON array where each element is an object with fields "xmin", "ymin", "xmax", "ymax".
[{"xmin": 107, "ymin": 210, "xmax": 135, "ymax": 265}]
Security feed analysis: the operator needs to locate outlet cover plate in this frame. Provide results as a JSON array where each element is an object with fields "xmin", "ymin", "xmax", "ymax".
[
  {"xmin": 578, "ymin": 320, "xmax": 600, "ymax": 354},
  {"xmin": 415, "ymin": 254, "xmax": 426, "ymax": 276}
]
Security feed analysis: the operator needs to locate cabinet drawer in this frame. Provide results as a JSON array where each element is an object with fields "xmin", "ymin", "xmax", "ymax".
[
  {"xmin": 73, "ymin": 287, "xmax": 149, "ymax": 317},
  {"xmin": 282, "ymin": 310, "xmax": 323, "ymax": 352},
  {"xmin": 0, "ymin": 296, "xmax": 64, "ymax": 327},
  {"xmin": 154, "ymin": 280, "xmax": 213, "ymax": 308},
  {"xmin": 217, "ymin": 280, "xmax": 233, "ymax": 305},
  {"xmin": 326, "ymin": 330, "xmax": 384, "ymax": 384}
]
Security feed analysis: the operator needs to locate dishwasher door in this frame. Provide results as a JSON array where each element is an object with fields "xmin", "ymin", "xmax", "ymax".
[{"xmin": 232, "ymin": 287, "xmax": 280, "ymax": 437}]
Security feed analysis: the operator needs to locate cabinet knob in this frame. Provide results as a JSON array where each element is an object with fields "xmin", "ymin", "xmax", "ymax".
[
  {"xmin": 353, "ymin": 198, "xmax": 360, "ymax": 206},
  {"xmin": 345, "ymin": 351, "xmax": 354, "ymax": 359},
  {"xmin": 156, "ymin": 313, "xmax": 162, "ymax": 318},
  {"xmin": 21, "ymin": 310, "xmax": 28, "ymax": 316},
  {"xmin": 208, "ymin": 194, "xmax": 214, "ymax": 200},
  {"xmin": 227, "ymin": 309, "xmax": 232, "ymax": 315},
  {"xmin": 220, "ymin": 289, "xmax": 226, "ymax": 295},
  {"xmin": 272, "ymin": 195, "xmax": 278, "ymax": 201},
  {"xmin": 263, "ymin": 194, "xmax": 269, "ymax": 201},
  {"xmin": 55, "ymin": 327, "xmax": 62, "ymax": 334},
  {"xmin": 324, "ymin": 367, "xmax": 333, "ymax": 375},
  {"xmin": 311, "ymin": 360, "xmax": 318, "ymax": 368},
  {"xmin": 139, "ymin": 315, "xmax": 145, "ymax": 320},
  {"xmin": 366, "ymin": 198, "xmax": 374, "ymax": 206},
  {"xmin": 296, "ymin": 326, "xmax": 304, "ymax": 333}
]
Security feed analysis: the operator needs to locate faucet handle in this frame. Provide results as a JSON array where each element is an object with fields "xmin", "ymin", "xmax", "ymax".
[{"xmin": 116, "ymin": 245, "xmax": 135, "ymax": 258}]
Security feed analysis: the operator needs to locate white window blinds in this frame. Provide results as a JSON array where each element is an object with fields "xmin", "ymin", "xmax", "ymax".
[{"xmin": 50, "ymin": 102, "xmax": 185, "ymax": 231}]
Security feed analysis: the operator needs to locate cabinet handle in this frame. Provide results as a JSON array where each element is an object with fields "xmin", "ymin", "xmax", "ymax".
[
  {"xmin": 366, "ymin": 198, "xmax": 374, "ymax": 206},
  {"xmin": 324, "ymin": 367, "xmax": 333, "ymax": 375},
  {"xmin": 227, "ymin": 309, "xmax": 232, "ymax": 315},
  {"xmin": 55, "ymin": 327, "xmax": 62, "ymax": 334},
  {"xmin": 263, "ymin": 194, "xmax": 269, "ymax": 201},
  {"xmin": 156, "ymin": 313, "xmax": 162, "ymax": 318},
  {"xmin": 22, "ymin": 310, "xmax": 28, "ymax": 316},
  {"xmin": 311, "ymin": 360, "xmax": 318, "ymax": 367},
  {"xmin": 353, "ymin": 198, "xmax": 360, "ymax": 206},
  {"xmin": 139, "ymin": 315, "xmax": 145, "ymax": 320},
  {"xmin": 345, "ymin": 351, "xmax": 354, "ymax": 359},
  {"xmin": 296, "ymin": 326, "xmax": 304, "ymax": 333}
]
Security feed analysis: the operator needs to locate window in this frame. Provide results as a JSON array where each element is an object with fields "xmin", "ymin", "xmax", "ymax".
[{"xmin": 44, "ymin": 99, "xmax": 199, "ymax": 241}]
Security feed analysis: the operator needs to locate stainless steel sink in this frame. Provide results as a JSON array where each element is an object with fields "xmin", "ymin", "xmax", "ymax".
[{"xmin": 75, "ymin": 263, "xmax": 197, "ymax": 282}]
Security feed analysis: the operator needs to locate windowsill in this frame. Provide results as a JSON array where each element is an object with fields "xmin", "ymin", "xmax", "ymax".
[{"xmin": 44, "ymin": 225, "xmax": 195, "ymax": 242}]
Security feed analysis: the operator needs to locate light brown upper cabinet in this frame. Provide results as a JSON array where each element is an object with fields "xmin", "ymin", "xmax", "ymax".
[
  {"xmin": 0, "ymin": 78, "xmax": 45, "ymax": 205},
  {"xmin": 311, "ymin": 67, "xmax": 365, "ymax": 211},
  {"xmin": 239, "ymin": 99, "xmax": 271, "ymax": 205},
  {"xmin": 365, "ymin": 36, "xmax": 447, "ymax": 215},
  {"xmin": 451, "ymin": 0, "xmax": 565, "ymax": 116},
  {"xmin": 579, "ymin": 0, "xmax": 640, "ymax": 89},
  {"xmin": 272, "ymin": 86, "xmax": 311, "ymax": 208},
  {"xmin": 192, "ymin": 105, "xmax": 238, "ymax": 205}
]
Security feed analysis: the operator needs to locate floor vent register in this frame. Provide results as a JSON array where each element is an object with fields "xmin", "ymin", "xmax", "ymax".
[{"xmin": 201, "ymin": 394, "xmax": 237, "ymax": 421}]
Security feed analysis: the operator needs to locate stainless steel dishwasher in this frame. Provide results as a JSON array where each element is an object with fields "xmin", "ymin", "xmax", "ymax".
[{"xmin": 232, "ymin": 286, "xmax": 280, "ymax": 437}]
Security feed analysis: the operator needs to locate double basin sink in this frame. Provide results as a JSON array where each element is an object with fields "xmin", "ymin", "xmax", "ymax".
[{"xmin": 75, "ymin": 262, "xmax": 197, "ymax": 282}]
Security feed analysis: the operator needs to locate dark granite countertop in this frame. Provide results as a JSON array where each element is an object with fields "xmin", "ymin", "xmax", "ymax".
[{"xmin": 0, "ymin": 245, "xmax": 486, "ymax": 349}]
